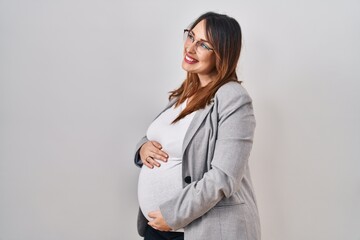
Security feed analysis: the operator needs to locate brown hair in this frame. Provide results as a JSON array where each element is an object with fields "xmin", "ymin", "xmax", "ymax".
[{"xmin": 169, "ymin": 12, "xmax": 243, "ymax": 124}]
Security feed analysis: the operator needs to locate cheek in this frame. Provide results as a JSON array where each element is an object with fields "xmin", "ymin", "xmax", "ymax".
[{"xmin": 203, "ymin": 56, "xmax": 216, "ymax": 71}]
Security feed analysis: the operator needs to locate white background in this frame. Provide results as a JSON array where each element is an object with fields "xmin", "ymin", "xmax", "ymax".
[{"xmin": 1, "ymin": 0, "xmax": 359, "ymax": 239}]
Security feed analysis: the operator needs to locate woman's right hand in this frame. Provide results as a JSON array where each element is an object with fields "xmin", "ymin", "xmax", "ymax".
[{"xmin": 139, "ymin": 141, "xmax": 168, "ymax": 169}]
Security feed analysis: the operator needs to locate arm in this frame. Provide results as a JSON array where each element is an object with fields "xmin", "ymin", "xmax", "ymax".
[
  {"xmin": 134, "ymin": 99, "xmax": 175, "ymax": 168},
  {"xmin": 134, "ymin": 136, "xmax": 149, "ymax": 167},
  {"xmin": 158, "ymin": 93, "xmax": 256, "ymax": 230}
]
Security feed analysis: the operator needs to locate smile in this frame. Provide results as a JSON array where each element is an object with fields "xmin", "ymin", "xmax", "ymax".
[{"xmin": 184, "ymin": 54, "xmax": 199, "ymax": 64}]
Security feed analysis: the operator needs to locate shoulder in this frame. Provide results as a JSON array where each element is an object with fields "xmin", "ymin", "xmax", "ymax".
[{"xmin": 214, "ymin": 81, "xmax": 253, "ymax": 111}]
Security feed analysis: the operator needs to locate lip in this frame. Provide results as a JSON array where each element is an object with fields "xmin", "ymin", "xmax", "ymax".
[{"xmin": 184, "ymin": 54, "xmax": 199, "ymax": 64}]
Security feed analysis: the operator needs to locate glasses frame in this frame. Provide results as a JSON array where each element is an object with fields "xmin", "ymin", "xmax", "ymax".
[{"xmin": 183, "ymin": 29, "xmax": 214, "ymax": 53}]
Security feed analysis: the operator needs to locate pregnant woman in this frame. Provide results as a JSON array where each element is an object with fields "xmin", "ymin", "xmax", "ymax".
[{"xmin": 133, "ymin": 12, "xmax": 261, "ymax": 240}]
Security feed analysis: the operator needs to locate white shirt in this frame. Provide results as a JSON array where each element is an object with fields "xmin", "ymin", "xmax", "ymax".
[{"xmin": 137, "ymin": 99, "xmax": 196, "ymax": 232}]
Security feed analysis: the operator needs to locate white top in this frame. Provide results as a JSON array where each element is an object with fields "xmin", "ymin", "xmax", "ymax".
[{"xmin": 137, "ymin": 99, "xmax": 196, "ymax": 232}]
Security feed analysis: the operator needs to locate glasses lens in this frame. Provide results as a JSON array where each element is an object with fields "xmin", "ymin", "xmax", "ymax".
[
  {"xmin": 183, "ymin": 30, "xmax": 189, "ymax": 42},
  {"xmin": 198, "ymin": 41, "xmax": 211, "ymax": 53},
  {"xmin": 183, "ymin": 29, "xmax": 213, "ymax": 53}
]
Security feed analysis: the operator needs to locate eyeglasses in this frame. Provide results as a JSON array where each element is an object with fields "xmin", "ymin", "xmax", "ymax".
[{"xmin": 183, "ymin": 29, "xmax": 214, "ymax": 54}]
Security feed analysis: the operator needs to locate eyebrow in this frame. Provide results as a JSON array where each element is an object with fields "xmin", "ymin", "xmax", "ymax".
[{"xmin": 190, "ymin": 30, "xmax": 211, "ymax": 43}]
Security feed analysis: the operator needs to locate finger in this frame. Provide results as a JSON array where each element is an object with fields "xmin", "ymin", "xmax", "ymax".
[
  {"xmin": 142, "ymin": 158, "xmax": 154, "ymax": 169},
  {"xmin": 143, "ymin": 156, "xmax": 159, "ymax": 169},
  {"xmin": 148, "ymin": 221, "xmax": 157, "ymax": 229},
  {"xmin": 150, "ymin": 150, "xmax": 168, "ymax": 162},
  {"xmin": 151, "ymin": 141, "xmax": 162, "ymax": 149},
  {"xmin": 154, "ymin": 148, "xmax": 169, "ymax": 159},
  {"xmin": 147, "ymin": 157, "xmax": 161, "ymax": 167},
  {"xmin": 148, "ymin": 211, "xmax": 157, "ymax": 218}
]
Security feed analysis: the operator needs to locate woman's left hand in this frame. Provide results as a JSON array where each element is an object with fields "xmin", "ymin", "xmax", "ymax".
[{"xmin": 148, "ymin": 210, "xmax": 172, "ymax": 231}]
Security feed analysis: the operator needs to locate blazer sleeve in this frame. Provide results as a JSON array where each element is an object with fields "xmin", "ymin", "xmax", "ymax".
[
  {"xmin": 158, "ymin": 89, "xmax": 256, "ymax": 230},
  {"xmin": 134, "ymin": 136, "xmax": 149, "ymax": 168}
]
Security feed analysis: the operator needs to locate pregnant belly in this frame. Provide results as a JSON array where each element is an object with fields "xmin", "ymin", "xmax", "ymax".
[{"xmin": 137, "ymin": 158, "xmax": 183, "ymax": 222}]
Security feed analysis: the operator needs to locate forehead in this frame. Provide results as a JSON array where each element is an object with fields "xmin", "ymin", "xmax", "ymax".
[{"xmin": 191, "ymin": 20, "xmax": 208, "ymax": 41}]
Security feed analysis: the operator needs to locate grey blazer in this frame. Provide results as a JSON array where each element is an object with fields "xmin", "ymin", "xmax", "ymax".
[{"xmin": 134, "ymin": 81, "xmax": 261, "ymax": 240}]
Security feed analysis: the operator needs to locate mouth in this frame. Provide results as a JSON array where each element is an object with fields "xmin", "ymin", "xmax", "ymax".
[{"xmin": 184, "ymin": 54, "xmax": 199, "ymax": 64}]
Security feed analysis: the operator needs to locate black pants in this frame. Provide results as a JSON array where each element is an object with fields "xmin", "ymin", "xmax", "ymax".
[{"xmin": 144, "ymin": 225, "xmax": 184, "ymax": 240}]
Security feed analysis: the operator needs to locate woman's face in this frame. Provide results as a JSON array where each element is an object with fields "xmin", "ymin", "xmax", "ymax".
[{"xmin": 182, "ymin": 20, "xmax": 217, "ymax": 83}]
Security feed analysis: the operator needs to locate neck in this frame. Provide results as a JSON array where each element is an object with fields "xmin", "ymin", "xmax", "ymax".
[{"xmin": 198, "ymin": 72, "xmax": 217, "ymax": 87}]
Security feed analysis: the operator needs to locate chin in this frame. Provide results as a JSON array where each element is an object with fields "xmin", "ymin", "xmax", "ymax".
[
  {"xmin": 182, "ymin": 62, "xmax": 197, "ymax": 72},
  {"xmin": 181, "ymin": 61, "xmax": 191, "ymax": 72}
]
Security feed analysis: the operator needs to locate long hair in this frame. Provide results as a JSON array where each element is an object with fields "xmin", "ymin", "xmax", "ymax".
[{"xmin": 169, "ymin": 12, "xmax": 242, "ymax": 124}]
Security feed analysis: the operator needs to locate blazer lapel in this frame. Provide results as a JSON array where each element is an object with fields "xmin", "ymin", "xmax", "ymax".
[
  {"xmin": 182, "ymin": 100, "xmax": 215, "ymax": 155},
  {"xmin": 153, "ymin": 97, "xmax": 215, "ymax": 156}
]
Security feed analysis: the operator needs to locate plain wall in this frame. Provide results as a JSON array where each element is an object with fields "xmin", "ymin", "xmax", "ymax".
[{"xmin": 1, "ymin": 0, "xmax": 359, "ymax": 239}]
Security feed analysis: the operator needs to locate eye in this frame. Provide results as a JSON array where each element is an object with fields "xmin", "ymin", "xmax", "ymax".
[
  {"xmin": 199, "ymin": 42, "xmax": 211, "ymax": 50},
  {"xmin": 188, "ymin": 33, "xmax": 195, "ymax": 41}
]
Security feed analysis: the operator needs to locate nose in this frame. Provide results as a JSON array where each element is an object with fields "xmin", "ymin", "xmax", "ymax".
[{"xmin": 186, "ymin": 41, "xmax": 197, "ymax": 53}]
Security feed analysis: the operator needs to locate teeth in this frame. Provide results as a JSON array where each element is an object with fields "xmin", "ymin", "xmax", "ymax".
[{"xmin": 186, "ymin": 55, "xmax": 197, "ymax": 62}]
